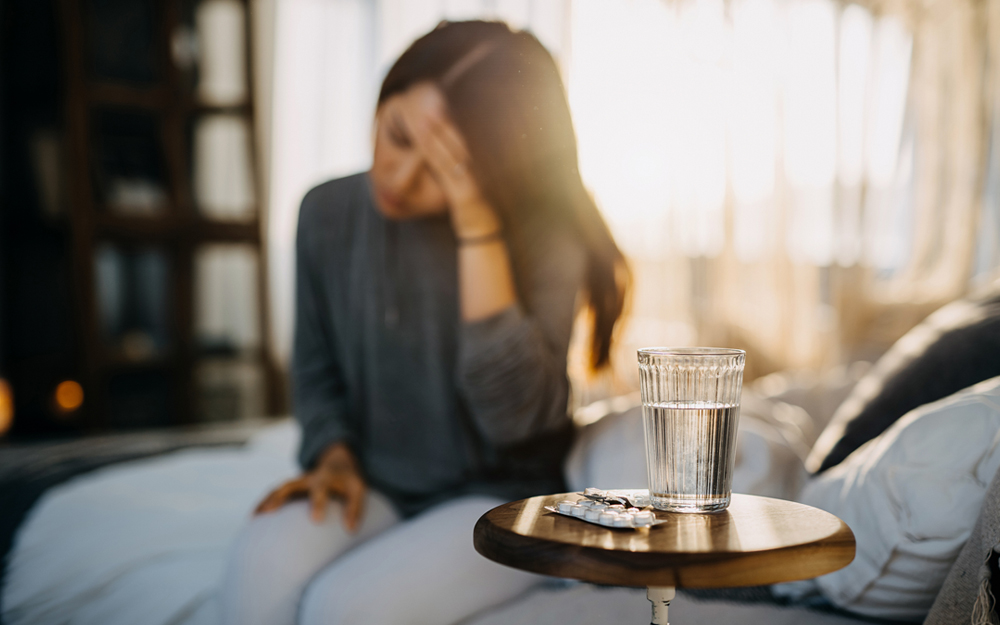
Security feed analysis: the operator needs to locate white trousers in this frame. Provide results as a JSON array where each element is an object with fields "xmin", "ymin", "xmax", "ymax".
[{"xmin": 220, "ymin": 493, "xmax": 540, "ymax": 625}]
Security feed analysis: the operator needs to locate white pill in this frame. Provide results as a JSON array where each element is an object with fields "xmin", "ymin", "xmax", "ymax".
[
  {"xmin": 613, "ymin": 515, "xmax": 632, "ymax": 528},
  {"xmin": 599, "ymin": 512, "xmax": 616, "ymax": 526},
  {"xmin": 558, "ymin": 501, "xmax": 575, "ymax": 513},
  {"xmin": 590, "ymin": 503, "xmax": 607, "ymax": 511},
  {"xmin": 585, "ymin": 508, "xmax": 601, "ymax": 521},
  {"xmin": 634, "ymin": 512, "xmax": 654, "ymax": 526},
  {"xmin": 571, "ymin": 505, "xmax": 587, "ymax": 517},
  {"xmin": 608, "ymin": 504, "xmax": 625, "ymax": 512}
]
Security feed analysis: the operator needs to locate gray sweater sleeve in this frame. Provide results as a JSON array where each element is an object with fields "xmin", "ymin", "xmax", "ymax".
[
  {"xmin": 292, "ymin": 196, "xmax": 354, "ymax": 469},
  {"xmin": 456, "ymin": 230, "xmax": 586, "ymax": 447}
]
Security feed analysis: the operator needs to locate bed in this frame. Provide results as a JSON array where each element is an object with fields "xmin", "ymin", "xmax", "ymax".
[{"xmin": 6, "ymin": 276, "xmax": 1000, "ymax": 625}]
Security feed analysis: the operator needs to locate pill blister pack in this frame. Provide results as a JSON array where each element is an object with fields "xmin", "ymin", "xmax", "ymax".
[{"xmin": 544, "ymin": 488, "xmax": 667, "ymax": 530}]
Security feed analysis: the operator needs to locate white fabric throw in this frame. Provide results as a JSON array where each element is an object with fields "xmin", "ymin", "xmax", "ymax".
[{"xmin": 1, "ymin": 423, "xmax": 300, "ymax": 625}]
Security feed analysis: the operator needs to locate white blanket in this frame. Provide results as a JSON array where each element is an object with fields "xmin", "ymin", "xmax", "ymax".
[{"xmin": 2, "ymin": 423, "xmax": 300, "ymax": 625}]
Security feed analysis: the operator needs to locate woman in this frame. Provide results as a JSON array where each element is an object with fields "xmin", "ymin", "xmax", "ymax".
[{"xmin": 222, "ymin": 20, "xmax": 628, "ymax": 625}]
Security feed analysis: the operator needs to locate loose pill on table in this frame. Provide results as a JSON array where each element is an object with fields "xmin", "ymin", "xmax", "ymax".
[{"xmin": 558, "ymin": 501, "xmax": 575, "ymax": 513}]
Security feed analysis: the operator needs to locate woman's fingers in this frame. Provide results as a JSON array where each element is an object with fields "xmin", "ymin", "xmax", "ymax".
[
  {"xmin": 342, "ymin": 476, "xmax": 367, "ymax": 533},
  {"xmin": 403, "ymin": 86, "xmax": 472, "ymax": 185},
  {"xmin": 417, "ymin": 122, "xmax": 480, "ymax": 206},
  {"xmin": 254, "ymin": 477, "xmax": 309, "ymax": 515},
  {"xmin": 308, "ymin": 480, "xmax": 330, "ymax": 523},
  {"xmin": 428, "ymin": 116, "xmax": 471, "ymax": 167},
  {"xmin": 415, "ymin": 113, "xmax": 469, "ymax": 178}
]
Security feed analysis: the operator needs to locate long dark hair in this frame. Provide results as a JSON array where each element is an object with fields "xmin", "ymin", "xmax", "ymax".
[{"xmin": 379, "ymin": 20, "xmax": 629, "ymax": 370}]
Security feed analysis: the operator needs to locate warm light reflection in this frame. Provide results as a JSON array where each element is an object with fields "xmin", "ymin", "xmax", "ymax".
[
  {"xmin": 0, "ymin": 379, "xmax": 12, "ymax": 435},
  {"xmin": 55, "ymin": 380, "xmax": 84, "ymax": 414},
  {"xmin": 511, "ymin": 497, "xmax": 545, "ymax": 537}
]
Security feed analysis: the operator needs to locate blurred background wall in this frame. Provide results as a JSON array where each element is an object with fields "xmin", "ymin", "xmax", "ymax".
[{"xmin": 1, "ymin": 0, "xmax": 998, "ymax": 438}]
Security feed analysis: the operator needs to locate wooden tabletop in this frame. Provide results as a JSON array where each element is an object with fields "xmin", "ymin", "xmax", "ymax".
[{"xmin": 474, "ymin": 493, "xmax": 855, "ymax": 588}]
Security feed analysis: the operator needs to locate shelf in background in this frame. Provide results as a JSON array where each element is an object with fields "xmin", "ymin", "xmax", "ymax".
[{"xmin": 94, "ymin": 213, "xmax": 260, "ymax": 243}]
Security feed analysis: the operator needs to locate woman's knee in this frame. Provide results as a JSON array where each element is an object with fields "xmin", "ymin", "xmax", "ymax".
[
  {"xmin": 228, "ymin": 493, "xmax": 398, "ymax": 570},
  {"xmin": 297, "ymin": 496, "xmax": 540, "ymax": 625},
  {"xmin": 222, "ymin": 494, "xmax": 398, "ymax": 625}
]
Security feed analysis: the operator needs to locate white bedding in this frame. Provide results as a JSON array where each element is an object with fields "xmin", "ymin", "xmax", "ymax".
[
  {"xmin": 2, "ymin": 424, "xmax": 300, "ymax": 625},
  {"xmin": 1, "ymin": 382, "xmax": 839, "ymax": 625}
]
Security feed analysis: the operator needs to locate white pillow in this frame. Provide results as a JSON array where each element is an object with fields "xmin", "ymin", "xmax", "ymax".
[{"xmin": 792, "ymin": 376, "xmax": 1000, "ymax": 621}]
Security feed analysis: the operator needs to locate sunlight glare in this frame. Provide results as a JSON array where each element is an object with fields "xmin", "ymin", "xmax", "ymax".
[
  {"xmin": 569, "ymin": 0, "xmax": 674, "ymax": 258},
  {"xmin": 731, "ymin": 0, "xmax": 778, "ymax": 261},
  {"xmin": 783, "ymin": 0, "xmax": 837, "ymax": 265},
  {"xmin": 836, "ymin": 5, "xmax": 873, "ymax": 265}
]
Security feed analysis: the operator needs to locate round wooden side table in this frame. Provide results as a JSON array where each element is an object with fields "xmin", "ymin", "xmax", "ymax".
[{"xmin": 474, "ymin": 492, "xmax": 855, "ymax": 624}]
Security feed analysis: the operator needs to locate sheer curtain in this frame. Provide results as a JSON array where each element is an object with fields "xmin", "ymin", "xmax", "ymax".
[{"xmin": 263, "ymin": 0, "xmax": 1000, "ymax": 398}]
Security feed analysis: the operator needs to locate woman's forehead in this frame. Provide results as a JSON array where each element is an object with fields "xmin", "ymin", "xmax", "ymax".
[{"xmin": 383, "ymin": 82, "xmax": 446, "ymax": 117}]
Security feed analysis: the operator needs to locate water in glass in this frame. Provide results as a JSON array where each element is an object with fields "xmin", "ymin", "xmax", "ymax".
[{"xmin": 642, "ymin": 400, "xmax": 740, "ymax": 513}]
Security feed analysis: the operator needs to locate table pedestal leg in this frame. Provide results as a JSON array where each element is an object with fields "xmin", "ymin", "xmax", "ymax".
[{"xmin": 647, "ymin": 586, "xmax": 675, "ymax": 624}]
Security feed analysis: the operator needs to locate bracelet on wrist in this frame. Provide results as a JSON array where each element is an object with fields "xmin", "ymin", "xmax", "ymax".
[{"xmin": 457, "ymin": 230, "xmax": 504, "ymax": 246}]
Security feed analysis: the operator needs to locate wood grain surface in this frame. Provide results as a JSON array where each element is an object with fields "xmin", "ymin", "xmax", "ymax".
[{"xmin": 473, "ymin": 493, "xmax": 855, "ymax": 588}]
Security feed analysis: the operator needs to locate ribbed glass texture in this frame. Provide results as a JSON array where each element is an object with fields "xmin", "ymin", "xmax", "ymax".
[{"xmin": 638, "ymin": 347, "xmax": 746, "ymax": 513}]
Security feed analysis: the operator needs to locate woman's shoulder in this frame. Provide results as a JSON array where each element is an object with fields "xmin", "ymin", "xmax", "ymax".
[{"xmin": 297, "ymin": 172, "xmax": 372, "ymax": 234}]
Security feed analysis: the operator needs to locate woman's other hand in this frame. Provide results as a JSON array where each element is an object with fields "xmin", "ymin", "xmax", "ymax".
[
  {"xmin": 403, "ymin": 84, "xmax": 501, "ymax": 239},
  {"xmin": 254, "ymin": 442, "xmax": 367, "ymax": 531}
]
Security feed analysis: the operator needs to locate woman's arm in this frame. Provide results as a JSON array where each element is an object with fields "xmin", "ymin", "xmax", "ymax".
[
  {"xmin": 405, "ymin": 87, "xmax": 518, "ymax": 323},
  {"xmin": 455, "ymin": 231, "xmax": 585, "ymax": 446},
  {"xmin": 257, "ymin": 189, "xmax": 367, "ymax": 529},
  {"xmin": 291, "ymin": 190, "xmax": 356, "ymax": 469},
  {"xmin": 408, "ymin": 86, "xmax": 584, "ymax": 446}
]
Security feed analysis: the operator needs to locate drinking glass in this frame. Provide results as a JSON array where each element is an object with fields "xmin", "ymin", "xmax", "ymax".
[{"xmin": 637, "ymin": 347, "xmax": 745, "ymax": 513}]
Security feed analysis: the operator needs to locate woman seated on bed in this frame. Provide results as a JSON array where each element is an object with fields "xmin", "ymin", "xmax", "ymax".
[{"xmin": 220, "ymin": 20, "xmax": 629, "ymax": 625}]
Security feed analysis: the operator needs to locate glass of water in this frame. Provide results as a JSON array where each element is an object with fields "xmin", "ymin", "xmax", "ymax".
[{"xmin": 638, "ymin": 347, "xmax": 745, "ymax": 513}]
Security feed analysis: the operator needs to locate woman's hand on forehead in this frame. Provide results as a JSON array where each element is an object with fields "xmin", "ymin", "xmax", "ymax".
[{"xmin": 401, "ymin": 84, "xmax": 500, "ymax": 238}]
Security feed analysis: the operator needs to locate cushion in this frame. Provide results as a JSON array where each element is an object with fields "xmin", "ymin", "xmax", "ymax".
[
  {"xmin": 792, "ymin": 376, "xmax": 1000, "ymax": 621},
  {"xmin": 807, "ymin": 285, "xmax": 1000, "ymax": 474}
]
